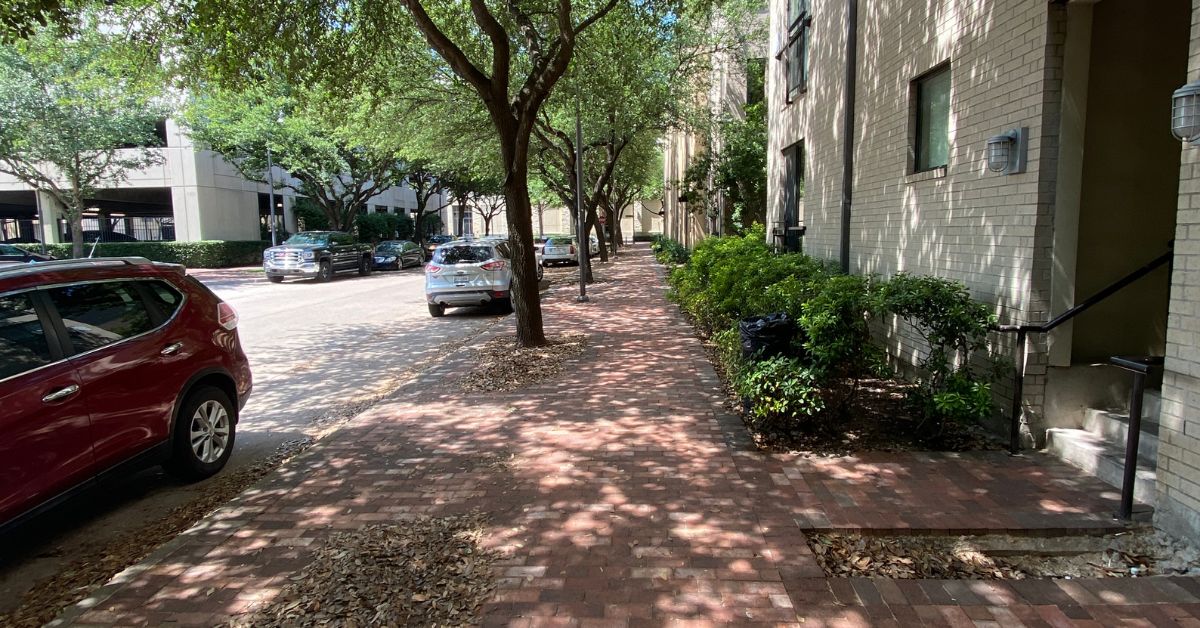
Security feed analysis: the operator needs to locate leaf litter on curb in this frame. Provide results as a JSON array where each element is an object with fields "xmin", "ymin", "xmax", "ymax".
[
  {"xmin": 460, "ymin": 333, "xmax": 587, "ymax": 393},
  {"xmin": 0, "ymin": 438, "xmax": 313, "ymax": 628},
  {"xmin": 1, "ymin": 324, "xmax": 504, "ymax": 628},
  {"xmin": 231, "ymin": 513, "xmax": 499, "ymax": 627}
]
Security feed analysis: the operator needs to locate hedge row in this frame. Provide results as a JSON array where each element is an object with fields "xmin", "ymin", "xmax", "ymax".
[
  {"xmin": 45, "ymin": 241, "xmax": 270, "ymax": 268},
  {"xmin": 662, "ymin": 226, "xmax": 999, "ymax": 438}
]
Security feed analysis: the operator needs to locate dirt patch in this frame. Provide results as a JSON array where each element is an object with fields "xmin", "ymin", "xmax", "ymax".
[
  {"xmin": 459, "ymin": 333, "xmax": 587, "ymax": 393},
  {"xmin": 808, "ymin": 529, "xmax": 1200, "ymax": 580},
  {"xmin": 230, "ymin": 514, "xmax": 499, "ymax": 627}
]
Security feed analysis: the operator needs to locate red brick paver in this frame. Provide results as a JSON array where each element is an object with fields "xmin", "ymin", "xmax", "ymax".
[{"xmin": 61, "ymin": 246, "xmax": 1199, "ymax": 627}]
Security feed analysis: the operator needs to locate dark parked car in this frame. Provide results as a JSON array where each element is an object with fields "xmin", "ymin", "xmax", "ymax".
[
  {"xmin": 0, "ymin": 257, "xmax": 253, "ymax": 531},
  {"xmin": 262, "ymin": 231, "xmax": 374, "ymax": 283},
  {"xmin": 423, "ymin": 235, "xmax": 453, "ymax": 258},
  {"xmin": 0, "ymin": 244, "xmax": 54, "ymax": 264},
  {"xmin": 373, "ymin": 240, "xmax": 425, "ymax": 270}
]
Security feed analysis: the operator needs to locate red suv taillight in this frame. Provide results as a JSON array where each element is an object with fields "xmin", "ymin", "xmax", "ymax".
[
  {"xmin": 426, "ymin": 264, "xmax": 442, "ymax": 273},
  {"xmin": 480, "ymin": 260, "xmax": 507, "ymax": 271},
  {"xmin": 568, "ymin": 245, "xmax": 576, "ymax": 255},
  {"xmin": 217, "ymin": 302, "xmax": 239, "ymax": 330}
]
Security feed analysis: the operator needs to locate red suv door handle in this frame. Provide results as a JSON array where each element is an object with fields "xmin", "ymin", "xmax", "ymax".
[
  {"xmin": 42, "ymin": 385, "xmax": 80, "ymax": 403},
  {"xmin": 160, "ymin": 342, "xmax": 183, "ymax": 356}
]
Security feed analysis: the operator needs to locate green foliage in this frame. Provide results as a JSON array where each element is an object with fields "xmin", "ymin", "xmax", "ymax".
[
  {"xmin": 734, "ymin": 356, "xmax": 824, "ymax": 432},
  {"xmin": 879, "ymin": 273, "xmax": 999, "ymax": 430},
  {"xmin": 185, "ymin": 84, "xmax": 407, "ymax": 232},
  {"xmin": 355, "ymin": 212, "xmax": 414, "ymax": 243},
  {"xmin": 419, "ymin": 212, "xmax": 443, "ymax": 236},
  {"xmin": 667, "ymin": 225, "xmax": 832, "ymax": 335},
  {"xmin": 0, "ymin": 23, "xmax": 169, "ymax": 257},
  {"xmin": 713, "ymin": 102, "xmax": 767, "ymax": 230},
  {"xmin": 650, "ymin": 235, "xmax": 689, "ymax": 265},
  {"xmin": 293, "ymin": 198, "xmax": 330, "ymax": 231},
  {"xmin": 667, "ymin": 229, "xmax": 1000, "ymax": 436},
  {"xmin": 44, "ymin": 241, "xmax": 268, "ymax": 268}
]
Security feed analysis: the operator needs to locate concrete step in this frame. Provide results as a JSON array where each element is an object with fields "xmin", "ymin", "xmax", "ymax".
[
  {"xmin": 1044, "ymin": 428, "xmax": 1157, "ymax": 507},
  {"xmin": 1082, "ymin": 408, "xmax": 1159, "ymax": 465}
]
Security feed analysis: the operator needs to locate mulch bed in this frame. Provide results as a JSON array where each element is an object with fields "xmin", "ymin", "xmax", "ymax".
[
  {"xmin": 806, "ymin": 531, "xmax": 1177, "ymax": 580},
  {"xmin": 232, "ymin": 514, "xmax": 499, "ymax": 627},
  {"xmin": 460, "ymin": 333, "xmax": 587, "ymax": 393},
  {"xmin": 750, "ymin": 378, "xmax": 1005, "ymax": 456},
  {"xmin": 698, "ymin": 331, "xmax": 1004, "ymax": 456}
]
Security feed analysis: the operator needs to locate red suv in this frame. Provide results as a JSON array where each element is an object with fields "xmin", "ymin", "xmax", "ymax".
[{"xmin": 0, "ymin": 258, "xmax": 252, "ymax": 530}]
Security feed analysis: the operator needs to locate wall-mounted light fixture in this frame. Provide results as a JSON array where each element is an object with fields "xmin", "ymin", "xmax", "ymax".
[
  {"xmin": 986, "ymin": 127, "xmax": 1027, "ymax": 175},
  {"xmin": 1171, "ymin": 81, "xmax": 1200, "ymax": 144}
]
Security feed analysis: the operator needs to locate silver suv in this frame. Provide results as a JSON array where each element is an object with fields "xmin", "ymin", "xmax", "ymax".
[{"xmin": 425, "ymin": 239, "xmax": 514, "ymax": 317}]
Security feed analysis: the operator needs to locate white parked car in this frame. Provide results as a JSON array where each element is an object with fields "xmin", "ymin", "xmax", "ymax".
[
  {"xmin": 541, "ymin": 236, "xmax": 579, "ymax": 266},
  {"xmin": 424, "ymin": 238, "xmax": 542, "ymax": 317}
]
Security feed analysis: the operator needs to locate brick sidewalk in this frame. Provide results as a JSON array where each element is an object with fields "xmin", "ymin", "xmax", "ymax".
[{"xmin": 61, "ymin": 246, "xmax": 1199, "ymax": 627}]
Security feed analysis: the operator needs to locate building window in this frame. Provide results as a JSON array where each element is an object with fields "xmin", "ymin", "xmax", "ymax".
[
  {"xmin": 783, "ymin": 0, "xmax": 810, "ymax": 101},
  {"xmin": 374, "ymin": 205, "xmax": 387, "ymax": 213},
  {"xmin": 913, "ymin": 64, "xmax": 951, "ymax": 173}
]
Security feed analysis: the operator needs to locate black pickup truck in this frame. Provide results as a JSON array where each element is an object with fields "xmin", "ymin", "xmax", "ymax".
[{"xmin": 262, "ymin": 231, "xmax": 374, "ymax": 283}]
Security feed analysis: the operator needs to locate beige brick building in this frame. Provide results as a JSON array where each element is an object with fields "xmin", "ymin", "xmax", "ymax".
[{"xmin": 766, "ymin": 0, "xmax": 1200, "ymax": 538}]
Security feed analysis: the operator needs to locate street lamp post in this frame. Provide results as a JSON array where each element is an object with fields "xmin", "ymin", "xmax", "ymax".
[
  {"xmin": 266, "ymin": 146, "xmax": 278, "ymax": 247},
  {"xmin": 575, "ymin": 97, "xmax": 588, "ymax": 303}
]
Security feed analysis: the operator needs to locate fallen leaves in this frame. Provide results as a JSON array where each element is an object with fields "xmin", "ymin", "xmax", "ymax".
[
  {"xmin": 232, "ymin": 514, "xmax": 499, "ymax": 627},
  {"xmin": 460, "ymin": 333, "xmax": 587, "ymax": 393},
  {"xmin": 807, "ymin": 532, "xmax": 1171, "ymax": 580},
  {"xmin": 0, "ymin": 438, "xmax": 314, "ymax": 628}
]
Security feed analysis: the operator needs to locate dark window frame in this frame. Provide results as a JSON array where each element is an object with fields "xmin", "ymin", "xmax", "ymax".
[
  {"xmin": 782, "ymin": 0, "xmax": 811, "ymax": 102},
  {"xmin": 911, "ymin": 63, "xmax": 952, "ymax": 174},
  {"xmin": 0, "ymin": 290, "xmax": 59, "ymax": 382}
]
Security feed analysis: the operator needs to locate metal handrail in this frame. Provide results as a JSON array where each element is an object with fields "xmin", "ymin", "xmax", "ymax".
[
  {"xmin": 1109, "ymin": 355, "xmax": 1164, "ymax": 521},
  {"xmin": 994, "ymin": 247, "xmax": 1173, "ymax": 454}
]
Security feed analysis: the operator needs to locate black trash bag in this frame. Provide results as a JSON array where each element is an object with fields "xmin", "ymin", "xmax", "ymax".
[{"xmin": 739, "ymin": 313, "xmax": 797, "ymax": 361}]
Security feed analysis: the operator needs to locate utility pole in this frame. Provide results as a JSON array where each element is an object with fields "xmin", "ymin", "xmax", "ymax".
[
  {"xmin": 266, "ymin": 146, "xmax": 278, "ymax": 247},
  {"xmin": 575, "ymin": 97, "xmax": 588, "ymax": 303}
]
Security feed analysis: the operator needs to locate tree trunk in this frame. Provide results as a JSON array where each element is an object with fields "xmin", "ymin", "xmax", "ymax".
[
  {"xmin": 586, "ymin": 204, "xmax": 608, "ymax": 263},
  {"xmin": 69, "ymin": 208, "xmax": 84, "ymax": 259},
  {"xmin": 499, "ymin": 131, "xmax": 547, "ymax": 347},
  {"xmin": 608, "ymin": 206, "xmax": 619, "ymax": 255}
]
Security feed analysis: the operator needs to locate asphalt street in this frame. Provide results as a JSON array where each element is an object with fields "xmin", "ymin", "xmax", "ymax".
[{"xmin": 0, "ymin": 264, "xmax": 504, "ymax": 613}]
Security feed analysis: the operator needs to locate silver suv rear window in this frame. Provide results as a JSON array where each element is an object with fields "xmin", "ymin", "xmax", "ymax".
[{"xmin": 433, "ymin": 246, "xmax": 493, "ymax": 264}]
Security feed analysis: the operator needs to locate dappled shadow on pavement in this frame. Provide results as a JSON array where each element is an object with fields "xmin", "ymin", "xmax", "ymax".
[{"xmin": 64, "ymin": 247, "xmax": 1200, "ymax": 627}]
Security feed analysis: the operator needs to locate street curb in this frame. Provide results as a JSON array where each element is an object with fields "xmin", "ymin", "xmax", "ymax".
[{"xmin": 48, "ymin": 315, "xmax": 506, "ymax": 627}]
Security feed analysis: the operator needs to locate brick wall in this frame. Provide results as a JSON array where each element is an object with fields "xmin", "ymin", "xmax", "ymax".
[
  {"xmin": 766, "ymin": 0, "xmax": 1066, "ymax": 439},
  {"xmin": 1157, "ymin": 0, "xmax": 1200, "ymax": 543}
]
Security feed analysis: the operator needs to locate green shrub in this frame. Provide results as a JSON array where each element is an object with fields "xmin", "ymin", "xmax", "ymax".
[
  {"xmin": 879, "ymin": 273, "xmax": 999, "ymax": 430},
  {"xmin": 735, "ymin": 356, "xmax": 824, "ymax": 432},
  {"xmin": 356, "ymin": 212, "xmax": 414, "ymax": 243},
  {"xmin": 651, "ymin": 235, "xmax": 689, "ymax": 265},
  {"xmin": 668, "ymin": 225, "xmax": 834, "ymax": 334},
  {"xmin": 711, "ymin": 324, "xmax": 745, "ymax": 378},
  {"xmin": 666, "ymin": 227, "xmax": 1000, "ymax": 438},
  {"xmin": 293, "ymin": 198, "xmax": 331, "ymax": 231},
  {"xmin": 45, "ymin": 241, "xmax": 268, "ymax": 268}
]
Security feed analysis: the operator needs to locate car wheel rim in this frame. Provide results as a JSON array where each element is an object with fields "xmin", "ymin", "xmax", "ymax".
[{"xmin": 189, "ymin": 400, "xmax": 230, "ymax": 464}]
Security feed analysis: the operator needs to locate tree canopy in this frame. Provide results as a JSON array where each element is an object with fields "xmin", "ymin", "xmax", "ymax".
[
  {"xmin": 0, "ymin": 21, "xmax": 168, "ymax": 256},
  {"xmin": 185, "ymin": 85, "xmax": 409, "ymax": 232}
]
